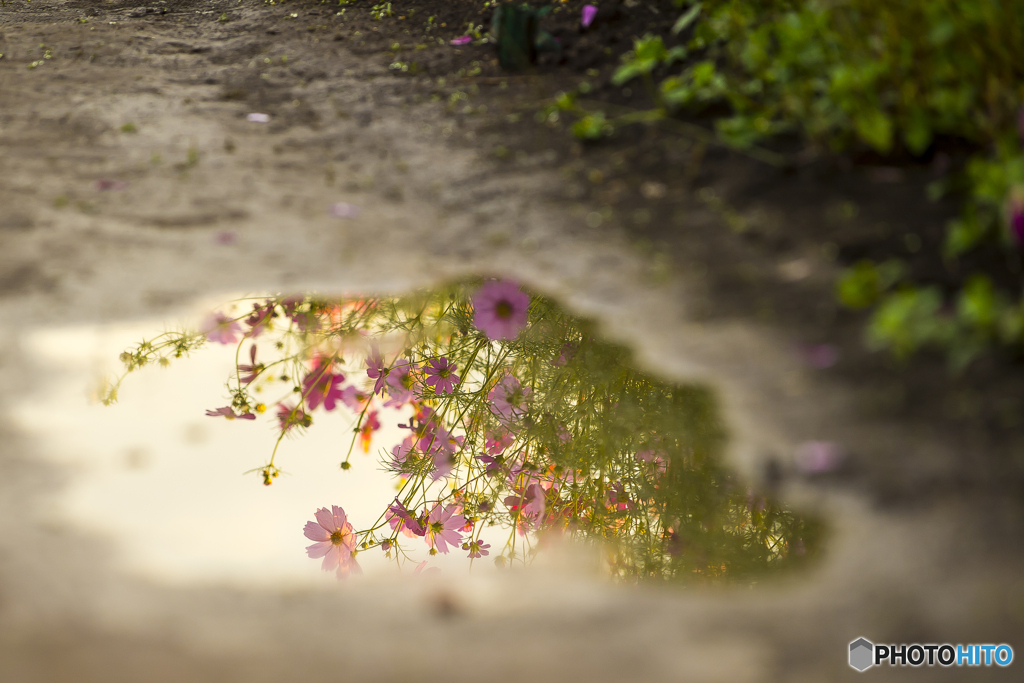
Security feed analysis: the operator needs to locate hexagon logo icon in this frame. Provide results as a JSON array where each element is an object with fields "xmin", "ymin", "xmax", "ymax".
[{"xmin": 849, "ymin": 638, "xmax": 874, "ymax": 672}]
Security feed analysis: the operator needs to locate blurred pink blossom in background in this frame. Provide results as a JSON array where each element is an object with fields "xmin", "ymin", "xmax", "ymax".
[
  {"xmin": 473, "ymin": 280, "xmax": 530, "ymax": 340},
  {"xmin": 201, "ymin": 312, "xmax": 241, "ymax": 345}
]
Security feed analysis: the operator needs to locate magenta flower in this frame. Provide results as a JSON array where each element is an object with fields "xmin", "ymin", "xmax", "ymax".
[
  {"xmin": 472, "ymin": 280, "xmax": 530, "ymax": 340},
  {"xmin": 449, "ymin": 35, "xmax": 473, "ymax": 46},
  {"xmin": 463, "ymin": 540, "xmax": 491, "ymax": 559},
  {"xmin": 550, "ymin": 342, "xmax": 577, "ymax": 367},
  {"xmin": 389, "ymin": 436, "xmax": 416, "ymax": 471},
  {"xmin": 424, "ymin": 503, "xmax": 466, "ymax": 554},
  {"xmin": 302, "ymin": 363, "xmax": 345, "ymax": 411},
  {"xmin": 607, "ymin": 482, "xmax": 634, "ymax": 511},
  {"xmin": 201, "ymin": 312, "xmax": 241, "ymax": 345},
  {"xmin": 205, "ymin": 406, "xmax": 255, "ymax": 420},
  {"xmin": 384, "ymin": 359, "xmax": 418, "ymax": 406},
  {"xmin": 476, "ymin": 454, "xmax": 502, "ymax": 476},
  {"xmin": 245, "ymin": 302, "xmax": 274, "ymax": 338},
  {"xmin": 329, "ymin": 202, "xmax": 360, "ymax": 219},
  {"xmin": 485, "ymin": 428, "xmax": 513, "ymax": 455},
  {"xmin": 238, "ymin": 345, "xmax": 263, "ymax": 385},
  {"xmin": 504, "ymin": 483, "xmax": 546, "ymax": 525},
  {"xmin": 794, "ymin": 441, "xmax": 844, "ymax": 474},
  {"xmin": 488, "ymin": 374, "xmax": 531, "ymax": 425},
  {"xmin": 424, "ymin": 357, "xmax": 460, "ymax": 395},
  {"xmin": 339, "ymin": 385, "xmax": 368, "ymax": 412},
  {"xmin": 96, "ymin": 179, "xmax": 128, "ymax": 191},
  {"xmin": 365, "ymin": 342, "xmax": 388, "ymax": 395},
  {"xmin": 418, "ymin": 422, "xmax": 464, "ymax": 480},
  {"xmin": 304, "ymin": 505, "xmax": 360, "ymax": 576},
  {"xmin": 387, "ymin": 500, "xmax": 425, "ymax": 537},
  {"xmin": 276, "ymin": 403, "xmax": 311, "ymax": 432},
  {"xmin": 214, "ymin": 230, "xmax": 236, "ymax": 245},
  {"xmin": 581, "ymin": 4, "xmax": 598, "ymax": 28},
  {"xmin": 281, "ymin": 296, "xmax": 321, "ymax": 333}
]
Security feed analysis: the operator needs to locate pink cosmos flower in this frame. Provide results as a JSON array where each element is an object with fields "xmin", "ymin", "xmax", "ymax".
[
  {"xmin": 550, "ymin": 342, "xmax": 577, "ymax": 367},
  {"xmin": 384, "ymin": 359, "xmax": 418, "ymax": 406},
  {"xmin": 488, "ymin": 374, "xmax": 531, "ymax": 425},
  {"xmin": 201, "ymin": 312, "xmax": 241, "ymax": 345},
  {"xmin": 389, "ymin": 436, "xmax": 416, "ymax": 471},
  {"xmin": 205, "ymin": 405, "xmax": 255, "ymax": 420},
  {"xmin": 302, "ymin": 363, "xmax": 345, "ymax": 411},
  {"xmin": 795, "ymin": 441, "xmax": 844, "ymax": 474},
  {"xmin": 339, "ymin": 385, "xmax": 369, "ymax": 412},
  {"xmin": 419, "ymin": 423, "xmax": 464, "ymax": 480},
  {"xmin": 303, "ymin": 505, "xmax": 360, "ymax": 576},
  {"xmin": 424, "ymin": 357, "xmax": 460, "ymax": 395},
  {"xmin": 425, "ymin": 503, "xmax": 467, "ymax": 554},
  {"xmin": 245, "ymin": 302, "xmax": 274, "ymax": 338},
  {"xmin": 607, "ymin": 482, "xmax": 634, "ymax": 511},
  {"xmin": 485, "ymin": 429, "xmax": 514, "ymax": 455},
  {"xmin": 238, "ymin": 345, "xmax": 262, "ymax": 385},
  {"xmin": 96, "ymin": 179, "xmax": 128, "ymax": 191},
  {"xmin": 329, "ymin": 202, "xmax": 360, "ymax": 218},
  {"xmin": 387, "ymin": 500, "xmax": 425, "ymax": 537},
  {"xmin": 472, "ymin": 280, "xmax": 530, "ymax": 340},
  {"xmin": 276, "ymin": 403, "xmax": 311, "ymax": 432},
  {"xmin": 581, "ymin": 4, "xmax": 598, "ymax": 28},
  {"xmin": 214, "ymin": 230, "xmax": 236, "ymax": 245},
  {"xmin": 281, "ymin": 296, "xmax": 321, "ymax": 333},
  {"xmin": 463, "ymin": 540, "xmax": 491, "ymax": 559},
  {"xmin": 476, "ymin": 454, "xmax": 502, "ymax": 476},
  {"xmin": 365, "ymin": 342, "xmax": 388, "ymax": 395},
  {"xmin": 449, "ymin": 35, "xmax": 473, "ymax": 46},
  {"xmin": 504, "ymin": 483, "xmax": 545, "ymax": 525}
]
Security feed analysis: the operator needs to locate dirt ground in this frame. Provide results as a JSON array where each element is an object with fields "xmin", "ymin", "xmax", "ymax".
[{"xmin": 1, "ymin": 1, "xmax": 1023, "ymax": 681}]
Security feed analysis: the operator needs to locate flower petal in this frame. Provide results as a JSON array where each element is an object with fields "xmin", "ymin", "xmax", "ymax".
[
  {"xmin": 303, "ymin": 521, "xmax": 331, "ymax": 542},
  {"xmin": 314, "ymin": 507, "xmax": 335, "ymax": 531},
  {"xmin": 305, "ymin": 540, "xmax": 332, "ymax": 559}
]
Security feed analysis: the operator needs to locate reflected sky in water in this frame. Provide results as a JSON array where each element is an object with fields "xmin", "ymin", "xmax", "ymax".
[{"xmin": 13, "ymin": 319, "xmax": 473, "ymax": 587}]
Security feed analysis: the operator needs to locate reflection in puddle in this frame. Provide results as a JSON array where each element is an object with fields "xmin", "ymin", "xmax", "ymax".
[{"xmin": 28, "ymin": 281, "xmax": 820, "ymax": 586}]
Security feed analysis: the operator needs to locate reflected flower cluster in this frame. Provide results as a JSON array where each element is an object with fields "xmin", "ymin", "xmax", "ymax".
[{"xmin": 106, "ymin": 280, "xmax": 819, "ymax": 581}]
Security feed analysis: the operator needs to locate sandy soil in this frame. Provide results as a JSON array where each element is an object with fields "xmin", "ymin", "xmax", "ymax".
[{"xmin": 1, "ymin": 1, "xmax": 1022, "ymax": 680}]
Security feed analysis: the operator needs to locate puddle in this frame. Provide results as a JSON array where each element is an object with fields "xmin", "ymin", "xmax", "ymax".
[{"xmin": 14, "ymin": 281, "xmax": 821, "ymax": 588}]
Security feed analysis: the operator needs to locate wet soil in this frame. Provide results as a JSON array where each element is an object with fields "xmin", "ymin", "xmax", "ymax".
[{"xmin": 1, "ymin": 1, "xmax": 1023, "ymax": 681}]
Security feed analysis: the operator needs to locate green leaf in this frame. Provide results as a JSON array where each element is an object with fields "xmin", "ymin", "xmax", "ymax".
[
  {"xmin": 572, "ymin": 113, "xmax": 613, "ymax": 141},
  {"xmin": 854, "ymin": 109, "xmax": 893, "ymax": 153},
  {"xmin": 672, "ymin": 3, "xmax": 702, "ymax": 36},
  {"xmin": 902, "ymin": 109, "xmax": 932, "ymax": 155}
]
